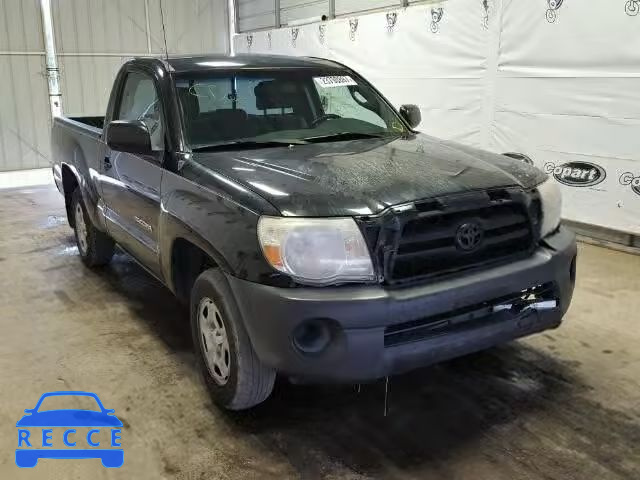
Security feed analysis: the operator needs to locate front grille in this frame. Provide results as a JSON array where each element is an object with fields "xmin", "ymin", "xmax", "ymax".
[
  {"xmin": 384, "ymin": 283, "xmax": 557, "ymax": 347},
  {"xmin": 359, "ymin": 188, "xmax": 540, "ymax": 287}
]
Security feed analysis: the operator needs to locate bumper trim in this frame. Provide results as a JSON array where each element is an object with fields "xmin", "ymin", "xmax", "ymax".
[{"xmin": 384, "ymin": 282, "xmax": 557, "ymax": 347}]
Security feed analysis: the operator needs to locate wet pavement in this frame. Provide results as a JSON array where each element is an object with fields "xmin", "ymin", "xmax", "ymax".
[{"xmin": 0, "ymin": 185, "xmax": 639, "ymax": 479}]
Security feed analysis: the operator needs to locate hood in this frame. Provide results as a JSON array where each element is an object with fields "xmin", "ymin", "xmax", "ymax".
[{"xmin": 190, "ymin": 134, "xmax": 547, "ymax": 217}]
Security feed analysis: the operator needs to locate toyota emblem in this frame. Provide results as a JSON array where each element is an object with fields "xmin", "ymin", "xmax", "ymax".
[{"xmin": 455, "ymin": 222, "xmax": 483, "ymax": 251}]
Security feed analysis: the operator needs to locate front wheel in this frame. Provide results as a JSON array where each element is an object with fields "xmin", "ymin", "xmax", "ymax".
[
  {"xmin": 626, "ymin": 0, "xmax": 639, "ymax": 16},
  {"xmin": 191, "ymin": 269, "xmax": 275, "ymax": 410},
  {"xmin": 71, "ymin": 189, "xmax": 115, "ymax": 267}
]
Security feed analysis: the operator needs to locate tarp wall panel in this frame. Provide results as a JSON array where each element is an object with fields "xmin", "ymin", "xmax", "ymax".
[
  {"xmin": 492, "ymin": 0, "xmax": 640, "ymax": 235},
  {"xmin": 234, "ymin": 0, "xmax": 640, "ymax": 235}
]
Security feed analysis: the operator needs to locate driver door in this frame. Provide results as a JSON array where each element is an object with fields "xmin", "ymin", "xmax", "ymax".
[{"xmin": 100, "ymin": 70, "xmax": 165, "ymax": 277}]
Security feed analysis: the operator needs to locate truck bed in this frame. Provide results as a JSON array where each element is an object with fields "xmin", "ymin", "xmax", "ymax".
[
  {"xmin": 69, "ymin": 116, "xmax": 104, "ymax": 130},
  {"xmin": 51, "ymin": 115, "xmax": 105, "ymax": 198}
]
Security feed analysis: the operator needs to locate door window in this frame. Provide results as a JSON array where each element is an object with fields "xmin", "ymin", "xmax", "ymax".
[{"xmin": 116, "ymin": 72, "xmax": 164, "ymax": 151}]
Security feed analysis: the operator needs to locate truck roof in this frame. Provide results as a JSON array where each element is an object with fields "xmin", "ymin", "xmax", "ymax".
[{"xmin": 162, "ymin": 54, "xmax": 344, "ymax": 73}]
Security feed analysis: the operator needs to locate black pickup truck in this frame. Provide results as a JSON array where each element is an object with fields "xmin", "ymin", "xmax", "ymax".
[{"xmin": 51, "ymin": 54, "xmax": 576, "ymax": 410}]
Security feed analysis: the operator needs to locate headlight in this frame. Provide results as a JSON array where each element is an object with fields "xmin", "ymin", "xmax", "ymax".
[
  {"xmin": 537, "ymin": 177, "xmax": 562, "ymax": 237},
  {"xmin": 257, "ymin": 216, "xmax": 375, "ymax": 286}
]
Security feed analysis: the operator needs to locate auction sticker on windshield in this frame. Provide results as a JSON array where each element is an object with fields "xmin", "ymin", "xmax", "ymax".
[{"xmin": 314, "ymin": 76, "xmax": 358, "ymax": 88}]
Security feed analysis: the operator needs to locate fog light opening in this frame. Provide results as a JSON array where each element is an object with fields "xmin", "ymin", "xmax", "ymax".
[{"xmin": 292, "ymin": 320, "xmax": 332, "ymax": 355}]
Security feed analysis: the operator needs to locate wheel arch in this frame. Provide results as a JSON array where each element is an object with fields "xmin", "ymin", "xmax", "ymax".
[
  {"xmin": 160, "ymin": 216, "xmax": 235, "ymax": 304},
  {"xmin": 61, "ymin": 163, "xmax": 80, "ymax": 227},
  {"xmin": 59, "ymin": 158, "xmax": 105, "ymax": 232}
]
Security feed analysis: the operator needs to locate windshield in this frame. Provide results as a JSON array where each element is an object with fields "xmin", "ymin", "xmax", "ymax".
[{"xmin": 174, "ymin": 69, "xmax": 409, "ymax": 150}]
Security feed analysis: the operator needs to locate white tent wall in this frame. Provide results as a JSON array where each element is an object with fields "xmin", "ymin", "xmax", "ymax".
[
  {"xmin": 53, "ymin": 0, "xmax": 230, "ymax": 116},
  {"xmin": 233, "ymin": 0, "xmax": 640, "ymax": 237},
  {"xmin": 0, "ymin": 0, "xmax": 229, "ymax": 172},
  {"xmin": 0, "ymin": 0, "xmax": 52, "ymax": 172}
]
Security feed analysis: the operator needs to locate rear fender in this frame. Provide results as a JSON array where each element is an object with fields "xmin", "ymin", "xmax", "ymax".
[{"xmin": 61, "ymin": 150, "xmax": 106, "ymax": 232}]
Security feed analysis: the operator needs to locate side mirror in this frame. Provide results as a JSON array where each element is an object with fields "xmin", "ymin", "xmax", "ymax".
[
  {"xmin": 106, "ymin": 120, "xmax": 153, "ymax": 155},
  {"xmin": 399, "ymin": 104, "xmax": 421, "ymax": 129}
]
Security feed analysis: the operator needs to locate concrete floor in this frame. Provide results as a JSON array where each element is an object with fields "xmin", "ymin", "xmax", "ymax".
[{"xmin": 1, "ymin": 185, "xmax": 639, "ymax": 480}]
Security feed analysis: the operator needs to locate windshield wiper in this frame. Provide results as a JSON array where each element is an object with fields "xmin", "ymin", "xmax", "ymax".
[
  {"xmin": 192, "ymin": 139, "xmax": 308, "ymax": 152},
  {"xmin": 302, "ymin": 132, "xmax": 391, "ymax": 143}
]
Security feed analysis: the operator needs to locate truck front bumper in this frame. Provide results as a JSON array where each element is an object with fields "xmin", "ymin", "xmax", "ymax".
[{"xmin": 227, "ymin": 227, "xmax": 577, "ymax": 382}]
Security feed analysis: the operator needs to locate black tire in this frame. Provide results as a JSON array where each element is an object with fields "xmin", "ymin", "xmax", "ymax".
[
  {"xmin": 71, "ymin": 189, "xmax": 115, "ymax": 267},
  {"xmin": 191, "ymin": 268, "xmax": 276, "ymax": 410}
]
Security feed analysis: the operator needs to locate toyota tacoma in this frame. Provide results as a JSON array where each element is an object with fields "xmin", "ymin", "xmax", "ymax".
[{"xmin": 51, "ymin": 54, "xmax": 577, "ymax": 410}]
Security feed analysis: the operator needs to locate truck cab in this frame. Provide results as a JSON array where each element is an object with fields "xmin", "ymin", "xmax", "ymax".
[{"xmin": 51, "ymin": 54, "xmax": 577, "ymax": 410}]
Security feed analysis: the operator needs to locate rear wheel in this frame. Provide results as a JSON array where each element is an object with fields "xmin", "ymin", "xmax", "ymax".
[
  {"xmin": 71, "ymin": 189, "xmax": 115, "ymax": 267},
  {"xmin": 191, "ymin": 268, "xmax": 275, "ymax": 410},
  {"xmin": 101, "ymin": 451, "xmax": 124, "ymax": 468}
]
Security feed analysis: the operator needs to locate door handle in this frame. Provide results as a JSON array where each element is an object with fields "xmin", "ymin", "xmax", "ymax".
[{"xmin": 104, "ymin": 156, "xmax": 112, "ymax": 171}]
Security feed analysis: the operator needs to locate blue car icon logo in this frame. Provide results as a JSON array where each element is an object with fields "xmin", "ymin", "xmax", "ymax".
[{"xmin": 16, "ymin": 391, "xmax": 123, "ymax": 468}]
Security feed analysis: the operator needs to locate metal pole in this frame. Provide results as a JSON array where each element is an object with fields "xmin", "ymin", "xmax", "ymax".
[
  {"xmin": 329, "ymin": 0, "xmax": 335, "ymax": 19},
  {"xmin": 228, "ymin": 0, "xmax": 238, "ymax": 55},
  {"xmin": 39, "ymin": 0, "xmax": 62, "ymax": 117},
  {"xmin": 275, "ymin": 0, "xmax": 281, "ymax": 28},
  {"xmin": 144, "ymin": 0, "xmax": 152, "ymax": 54}
]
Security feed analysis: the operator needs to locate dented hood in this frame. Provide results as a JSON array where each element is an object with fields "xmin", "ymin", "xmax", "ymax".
[{"xmin": 191, "ymin": 134, "xmax": 547, "ymax": 217}]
